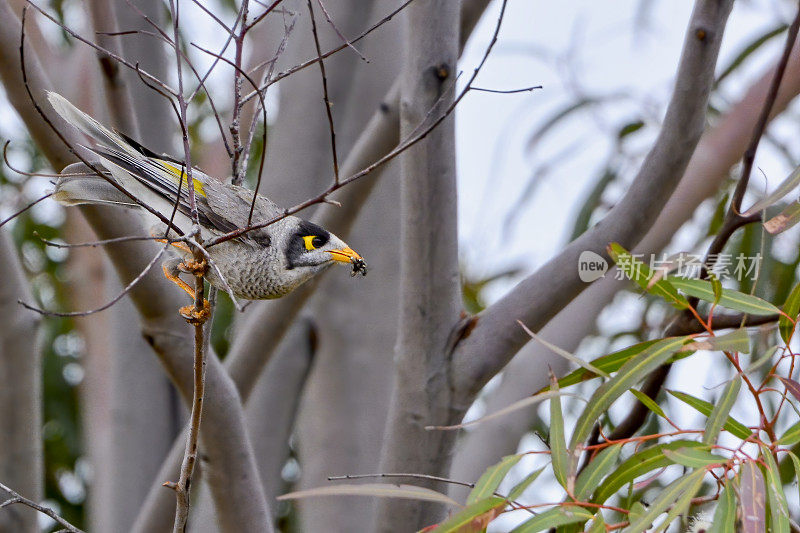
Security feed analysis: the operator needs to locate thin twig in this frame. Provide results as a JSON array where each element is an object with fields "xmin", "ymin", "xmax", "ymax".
[
  {"xmin": 206, "ymin": 0, "xmax": 515, "ymax": 248},
  {"xmin": 0, "ymin": 481, "xmax": 83, "ymax": 533},
  {"xmin": 239, "ymin": 11, "xmax": 297, "ymax": 189},
  {"xmin": 0, "ymin": 191, "xmax": 53, "ymax": 229},
  {"xmin": 314, "ymin": 0, "xmax": 368, "ymax": 62},
  {"xmin": 229, "ymin": 0, "xmax": 249, "ymax": 181},
  {"xmin": 704, "ymin": 6, "xmax": 800, "ymax": 272},
  {"xmin": 36, "ymin": 232, "xmax": 164, "ymax": 248},
  {"xmin": 122, "ymin": 2, "xmax": 234, "ymax": 158},
  {"xmin": 19, "ymin": 242, "xmax": 171, "ymax": 317},
  {"xmin": 165, "ymin": 1, "xmax": 212, "ymax": 530},
  {"xmin": 26, "ymin": 1, "xmax": 176, "ymax": 95},
  {"xmin": 307, "ymin": 0, "xmax": 340, "ymax": 185},
  {"xmin": 188, "ymin": 43, "xmax": 269, "ymax": 223},
  {"xmin": 241, "ymin": 0, "xmax": 417, "ymax": 104},
  {"xmin": 18, "ymin": 6, "xmax": 184, "ymax": 236},
  {"xmin": 471, "ymin": 85, "xmax": 543, "ymax": 94}
]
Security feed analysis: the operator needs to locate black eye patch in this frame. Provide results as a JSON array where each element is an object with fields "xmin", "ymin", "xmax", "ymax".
[
  {"xmin": 297, "ymin": 220, "xmax": 330, "ymax": 247},
  {"xmin": 286, "ymin": 220, "xmax": 332, "ymax": 269}
]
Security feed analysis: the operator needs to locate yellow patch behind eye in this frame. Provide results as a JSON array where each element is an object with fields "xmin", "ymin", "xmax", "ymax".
[
  {"xmin": 303, "ymin": 235, "xmax": 318, "ymax": 250},
  {"xmin": 162, "ymin": 162, "xmax": 206, "ymax": 197}
]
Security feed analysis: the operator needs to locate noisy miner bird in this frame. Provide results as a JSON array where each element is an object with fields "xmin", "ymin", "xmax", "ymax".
[{"xmin": 47, "ymin": 92, "xmax": 366, "ymax": 315}]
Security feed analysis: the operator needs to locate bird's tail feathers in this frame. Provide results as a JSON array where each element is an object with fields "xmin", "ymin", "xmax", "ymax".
[
  {"xmin": 47, "ymin": 92, "xmax": 138, "ymax": 157},
  {"xmin": 53, "ymin": 173, "xmax": 138, "ymax": 208}
]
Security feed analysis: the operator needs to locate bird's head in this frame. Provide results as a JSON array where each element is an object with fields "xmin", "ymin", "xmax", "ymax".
[{"xmin": 283, "ymin": 219, "xmax": 367, "ymax": 278}]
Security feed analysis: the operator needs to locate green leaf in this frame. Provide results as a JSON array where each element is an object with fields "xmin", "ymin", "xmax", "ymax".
[
  {"xmin": 510, "ymin": 506, "xmax": 594, "ymax": 533},
  {"xmin": 592, "ymin": 440, "xmax": 707, "ymax": 504},
  {"xmin": 549, "ymin": 374, "xmax": 570, "ymax": 490},
  {"xmin": 520, "ymin": 322, "xmax": 609, "ymax": 378},
  {"xmin": 428, "ymin": 390, "xmax": 583, "ymax": 431},
  {"xmin": 746, "ymin": 346, "xmax": 779, "ymax": 373},
  {"xmin": 765, "ymin": 199, "xmax": 800, "ymax": 235},
  {"xmin": 708, "ymin": 482, "xmax": 737, "ymax": 533},
  {"xmin": 667, "ymin": 277, "xmax": 780, "ymax": 316},
  {"xmin": 780, "ymin": 280, "xmax": 800, "ymax": 343},
  {"xmin": 704, "ymin": 376, "xmax": 741, "ymax": 445},
  {"xmin": 778, "ymin": 376, "xmax": 800, "ymax": 403},
  {"xmin": 705, "ymin": 329, "xmax": 751, "ymax": 354},
  {"xmin": 710, "ymin": 273, "xmax": 723, "ymax": 307},
  {"xmin": 537, "ymin": 340, "xmax": 665, "ymax": 393},
  {"xmin": 630, "ymin": 389, "xmax": 668, "ymax": 421},
  {"xmin": 739, "ymin": 460, "xmax": 766, "ymax": 533},
  {"xmin": 276, "ymin": 483, "xmax": 460, "ymax": 506},
  {"xmin": 585, "ymin": 513, "xmax": 605, "ymax": 533},
  {"xmin": 467, "ymin": 455, "xmax": 521, "ymax": 504},
  {"xmin": 744, "ymin": 164, "xmax": 800, "ymax": 216},
  {"xmin": 662, "ymin": 447, "xmax": 726, "ymax": 468},
  {"xmin": 507, "ymin": 467, "xmax": 545, "ymax": 501},
  {"xmin": 574, "ymin": 444, "xmax": 622, "ymax": 500},
  {"xmin": 628, "ymin": 501, "xmax": 647, "ymax": 523},
  {"xmin": 777, "ymin": 420, "xmax": 800, "ymax": 446},
  {"xmin": 787, "ymin": 452, "xmax": 800, "ymax": 503},
  {"xmin": 570, "ymin": 168, "xmax": 616, "ymax": 242},
  {"xmin": 667, "ymin": 390, "xmax": 752, "ymax": 439},
  {"xmin": 609, "ymin": 243, "xmax": 689, "ymax": 309},
  {"xmin": 761, "ymin": 446, "xmax": 790, "ymax": 533},
  {"xmin": 626, "ymin": 468, "xmax": 706, "ymax": 533},
  {"xmin": 570, "ymin": 337, "xmax": 688, "ymax": 448},
  {"xmin": 716, "ymin": 24, "xmax": 788, "ymax": 86},
  {"xmin": 618, "ymin": 120, "xmax": 644, "ymax": 139},
  {"xmin": 433, "ymin": 496, "xmax": 507, "ymax": 533}
]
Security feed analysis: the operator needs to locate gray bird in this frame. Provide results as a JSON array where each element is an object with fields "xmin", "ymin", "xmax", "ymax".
[{"xmin": 48, "ymin": 92, "xmax": 366, "ymax": 308}]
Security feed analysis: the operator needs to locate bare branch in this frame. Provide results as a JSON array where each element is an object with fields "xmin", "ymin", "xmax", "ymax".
[
  {"xmin": 451, "ymin": 0, "xmax": 735, "ymax": 399},
  {"xmin": 18, "ymin": 242, "xmax": 170, "ymax": 317},
  {"xmin": 241, "ymin": 0, "xmax": 416, "ymax": 104},
  {"xmin": 307, "ymin": 0, "xmax": 340, "ymax": 185},
  {"xmin": 0, "ymin": 481, "xmax": 81, "ymax": 533}
]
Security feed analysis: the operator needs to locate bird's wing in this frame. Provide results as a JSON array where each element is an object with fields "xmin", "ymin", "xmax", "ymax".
[
  {"xmin": 48, "ymin": 91, "xmax": 280, "ymax": 243},
  {"xmin": 80, "ymin": 143, "xmax": 228, "ymax": 227},
  {"xmin": 201, "ymin": 180, "xmax": 285, "ymax": 245}
]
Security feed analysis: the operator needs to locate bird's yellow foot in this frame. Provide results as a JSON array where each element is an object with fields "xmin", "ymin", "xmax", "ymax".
[
  {"xmin": 179, "ymin": 300, "xmax": 211, "ymax": 325},
  {"xmin": 154, "ymin": 237, "xmax": 193, "ymax": 255},
  {"xmin": 178, "ymin": 258, "xmax": 208, "ymax": 276}
]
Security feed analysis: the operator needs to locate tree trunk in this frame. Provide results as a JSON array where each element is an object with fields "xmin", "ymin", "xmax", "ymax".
[
  {"xmin": 449, "ymin": 38, "xmax": 800, "ymax": 494},
  {"xmin": 373, "ymin": 2, "xmax": 461, "ymax": 531},
  {"xmin": 0, "ymin": 230, "xmax": 42, "ymax": 532}
]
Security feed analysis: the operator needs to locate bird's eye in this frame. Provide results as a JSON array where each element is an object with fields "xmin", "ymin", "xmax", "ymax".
[{"xmin": 302, "ymin": 235, "xmax": 325, "ymax": 250}]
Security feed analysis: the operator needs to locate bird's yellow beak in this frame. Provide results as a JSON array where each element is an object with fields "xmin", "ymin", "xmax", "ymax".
[{"xmin": 328, "ymin": 247, "xmax": 362, "ymax": 263}]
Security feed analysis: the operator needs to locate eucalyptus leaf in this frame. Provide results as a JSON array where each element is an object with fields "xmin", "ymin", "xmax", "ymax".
[
  {"xmin": 667, "ymin": 389, "xmax": 751, "ymax": 439},
  {"xmin": 433, "ymin": 496, "xmax": 507, "ymax": 533},
  {"xmin": 467, "ymin": 455, "xmax": 521, "ymax": 504},
  {"xmin": 704, "ymin": 376, "xmax": 741, "ymax": 445},
  {"xmin": 708, "ymin": 482, "xmax": 737, "ymax": 533},
  {"xmin": 667, "ymin": 277, "xmax": 780, "ymax": 316},
  {"xmin": 570, "ymin": 337, "xmax": 687, "ymax": 448},
  {"xmin": 510, "ymin": 506, "xmax": 594, "ymax": 533},
  {"xmin": 574, "ymin": 444, "xmax": 622, "ymax": 500},
  {"xmin": 626, "ymin": 468, "xmax": 706, "ymax": 533}
]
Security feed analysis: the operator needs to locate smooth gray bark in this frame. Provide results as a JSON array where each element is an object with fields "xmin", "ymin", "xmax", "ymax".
[
  {"xmin": 368, "ymin": 0, "xmax": 732, "ymax": 528},
  {"xmin": 450, "ymin": 41, "xmax": 800, "ymax": 494},
  {"xmin": 450, "ymin": 0, "xmax": 734, "ymax": 400},
  {"xmin": 373, "ymin": 2, "xmax": 461, "ymax": 531},
  {"xmin": 247, "ymin": 321, "xmax": 315, "ymax": 503},
  {"xmin": 0, "ymin": 1, "xmax": 272, "ymax": 526},
  {"xmin": 293, "ymin": 2, "xmax": 402, "ymax": 531},
  {"xmin": 0, "ymin": 230, "xmax": 42, "ymax": 532},
  {"xmin": 84, "ymin": 2, "xmax": 179, "ymax": 526}
]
